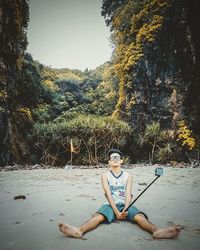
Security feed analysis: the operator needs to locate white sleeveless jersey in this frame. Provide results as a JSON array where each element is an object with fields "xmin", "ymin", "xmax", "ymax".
[{"xmin": 105, "ymin": 170, "xmax": 129, "ymax": 204}]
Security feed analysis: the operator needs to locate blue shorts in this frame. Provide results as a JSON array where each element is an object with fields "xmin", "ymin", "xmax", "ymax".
[{"xmin": 97, "ymin": 203, "xmax": 148, "ymax": 224}]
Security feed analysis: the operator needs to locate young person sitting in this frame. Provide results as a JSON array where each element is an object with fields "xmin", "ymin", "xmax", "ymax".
[{"xmin": 59, "ymin": 148, "xmax": 181, "ymax": 239}]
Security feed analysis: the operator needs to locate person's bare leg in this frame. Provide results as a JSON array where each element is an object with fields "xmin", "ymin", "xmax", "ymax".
[
  {"xmin": 59, "ymin": 213, "xmax": 105, "ymax": 238},
  {"xmin": 79, "ymin": 213, "xmax": 105, "ymax": 234},
  {"xmin": 133, "ymin": 214, "xmax": 181, "ymax": 239}
]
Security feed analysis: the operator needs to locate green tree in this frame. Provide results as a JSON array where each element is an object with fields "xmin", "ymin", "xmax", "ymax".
[{"xmin": 138, "ymin": 121, "xmax": 167, "ymax": 163}]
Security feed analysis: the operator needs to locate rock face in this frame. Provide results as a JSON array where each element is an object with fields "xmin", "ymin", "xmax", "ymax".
[
  {"xmin": 0, "ymin": 112, "xmax": 9, "ymax": 165},
  {"xmin": 0, "ymin": 0, "xmax": 29, "ymax": 166},
  {"xmin": 130, "ymin": 1, "xmax": 200, "ymax": 135}
]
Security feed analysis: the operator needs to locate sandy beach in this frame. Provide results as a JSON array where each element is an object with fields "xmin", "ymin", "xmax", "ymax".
[{"xmin": 0, "ymin": 166, "xmax": 200, "ymax": 250}]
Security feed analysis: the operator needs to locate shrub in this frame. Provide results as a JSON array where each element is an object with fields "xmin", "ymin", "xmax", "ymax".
[{"xmin": 32, "ymin": 114, "xmax": 131, "ymax": 166}]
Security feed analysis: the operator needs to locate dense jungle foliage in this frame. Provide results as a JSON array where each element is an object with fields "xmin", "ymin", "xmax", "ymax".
[{"xmin": 0, "ymin": 0, "xmax": 199, "ymax": 166}]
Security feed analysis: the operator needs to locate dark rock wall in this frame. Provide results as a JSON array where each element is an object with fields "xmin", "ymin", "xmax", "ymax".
[
  {"xmin": 130, "ymin": 1, "xmax": 200, "ymax": 136},
  {"xmin": 0, "ymin": 0, "xmax": 29, "ymax": 166}
]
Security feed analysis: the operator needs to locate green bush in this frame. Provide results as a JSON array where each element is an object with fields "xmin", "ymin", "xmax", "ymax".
[{"xmin": 32, "ymin": 114, "xmax": 131, "ymax": 166}]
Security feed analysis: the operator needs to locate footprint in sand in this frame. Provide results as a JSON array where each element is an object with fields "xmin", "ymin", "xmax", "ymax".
[
  {"xmin": 78, "ymin": 194, "xmax": 94, "ymax": 199},
  {"xmin": 193, "ymin": 228, "xmax": 200, "ymax": 235},
  {"xmin": 15, "ymin": 221, "xmax": 22, "ymax": 224}
]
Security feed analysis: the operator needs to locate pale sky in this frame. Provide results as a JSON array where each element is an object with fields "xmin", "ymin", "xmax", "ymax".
[{"xmin": 26, "ymin": 0, "xmax": 113, "ymax": 71}]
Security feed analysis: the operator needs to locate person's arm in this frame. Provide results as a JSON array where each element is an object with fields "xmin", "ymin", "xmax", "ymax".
[
  {"xmin": 101, "ymin": 173, "xmax": 124, "ymax": 220},
  {"xmin": 123, "ymin": 174, "xmax": 133, "ymax": 211}
]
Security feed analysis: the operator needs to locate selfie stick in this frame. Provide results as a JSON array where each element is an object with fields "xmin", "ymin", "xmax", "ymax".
[{"xmin": 124, "ymin": 167, "xmax": 163, "ymax": 212}]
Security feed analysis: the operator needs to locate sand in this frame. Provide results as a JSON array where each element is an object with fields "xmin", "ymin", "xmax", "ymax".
[{"xmin": 0, "ymin": 166, "xmax": 200, "ymax": 250}]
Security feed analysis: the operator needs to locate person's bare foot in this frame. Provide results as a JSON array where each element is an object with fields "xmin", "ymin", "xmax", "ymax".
[
  {"xmin": 59, "ymin": 223, "xmax": 82, "ymax": 238},
  {"xmin": 153, "ymin": 225, "xmax": 181, "ymax": 239}
]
